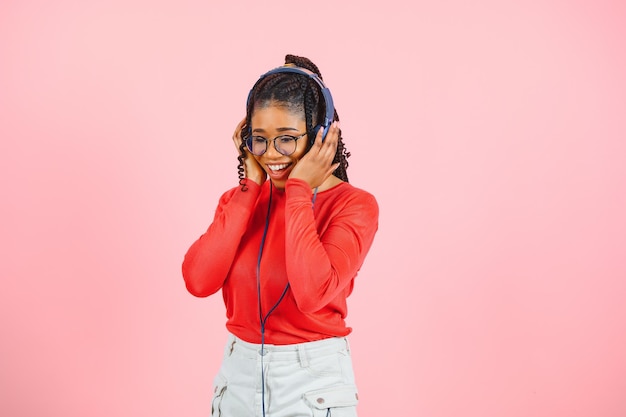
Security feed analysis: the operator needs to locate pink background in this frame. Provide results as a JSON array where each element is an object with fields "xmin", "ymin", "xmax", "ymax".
[{"xmin": 1, "ymin": 1, "xmax": 625, "ymax": 416}]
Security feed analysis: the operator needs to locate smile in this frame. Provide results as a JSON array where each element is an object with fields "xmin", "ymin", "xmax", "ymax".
[{"xmin": 267, "ymin": 163, "xmax": 290, "ymax": 171}]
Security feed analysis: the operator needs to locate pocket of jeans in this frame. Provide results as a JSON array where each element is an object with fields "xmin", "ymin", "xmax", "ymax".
[
  {"xmin": 304, "ymin": 384, "xmax": 359, "ymax": 416},
  {"xmin": 210, "ymin": 374, "xmax": 227, "ymax": 417},
  {"xmin": 304, "ymin": 352, "xmax": 342, "ymax": 377}
]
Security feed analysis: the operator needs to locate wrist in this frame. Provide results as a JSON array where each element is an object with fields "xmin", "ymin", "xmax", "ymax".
[
  {"xmin": 248, "ymin": 176, "xmax": 264, "ymax": 185},
  {"xmin": 285, "ymin": 178, "xmax": 312, "ymax": 194},
  {"xmin": 247, "ymin": 175, "xmax": 266, "ymax": 186}
]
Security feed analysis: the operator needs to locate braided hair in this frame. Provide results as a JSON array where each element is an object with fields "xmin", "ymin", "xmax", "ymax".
[{"xmin": 237, "ymin": 54, "xmax": 350, "ymax": 190}]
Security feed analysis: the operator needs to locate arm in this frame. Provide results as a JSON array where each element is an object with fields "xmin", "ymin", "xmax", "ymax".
[
  {"xmin": 183, "ymin": 119, "xmax": 266, "ymax": 297},
  {"xmin": 182, "ymin": 180, "xmax": 261, "ymax": 297},
  {"xmin": 284, "ymin": 179, "xmax": 379, "ymax": 313}
]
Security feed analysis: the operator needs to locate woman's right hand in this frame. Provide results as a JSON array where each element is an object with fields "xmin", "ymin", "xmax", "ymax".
[{"xmin": 232, "ymin": 118, "xmax": 266, "ymax": 186}]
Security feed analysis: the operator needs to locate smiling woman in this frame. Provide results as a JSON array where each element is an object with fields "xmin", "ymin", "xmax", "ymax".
[{"xmin": 181, "ymin": 54, "xmax": 379, "ymax": 417}]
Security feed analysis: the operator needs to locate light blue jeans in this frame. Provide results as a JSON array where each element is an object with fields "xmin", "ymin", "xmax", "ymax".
[{"xmin": 211, "ymin": 334, "xmax": 359, "ymax": 417}]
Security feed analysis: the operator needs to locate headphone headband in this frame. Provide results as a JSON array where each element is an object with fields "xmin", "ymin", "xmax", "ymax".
[{"xmin": 246, "ymin": 65, "xmax": 335, "ymax": 139}]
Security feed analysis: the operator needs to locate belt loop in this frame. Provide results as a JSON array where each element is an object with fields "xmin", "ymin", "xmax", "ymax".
[
  {"xmin": 344, "ymin": 337, "xmax": 351, "ymax": 354},
  {"xmin": 297, "ymin": 344, "xmax": 309, "ymax": 368},
  {"xmin": 228, "ymin": 335, "xmax": 236, "ymax": 355}
]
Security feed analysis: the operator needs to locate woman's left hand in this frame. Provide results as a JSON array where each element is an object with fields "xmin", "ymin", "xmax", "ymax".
[{"xmin": 289, "ymin": 121, "xmax": 340, "ymax": 189}]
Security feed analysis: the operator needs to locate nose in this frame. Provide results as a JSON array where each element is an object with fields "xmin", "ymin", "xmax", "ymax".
[{"xmin": 263, "ymin": 139, "xmax": 283, "ymax": 158}]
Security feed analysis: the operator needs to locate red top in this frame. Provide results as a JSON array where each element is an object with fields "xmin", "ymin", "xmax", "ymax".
[{"xmin": 182, "ymin": 178, "xmax": 379, "ymax": 345}]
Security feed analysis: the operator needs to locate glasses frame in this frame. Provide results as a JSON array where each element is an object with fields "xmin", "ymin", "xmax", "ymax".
[{"xmin": 246, "ymin": 132, "xmax": 308, "ymax": 156}]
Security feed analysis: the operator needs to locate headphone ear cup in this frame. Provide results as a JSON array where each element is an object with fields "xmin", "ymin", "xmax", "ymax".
[{"xmin": 310, "ymin": 124, "xmax": 331, "ymax": 144}]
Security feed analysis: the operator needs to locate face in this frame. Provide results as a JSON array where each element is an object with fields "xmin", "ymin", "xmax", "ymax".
[{"xmin": 250, "ymin": 103, "xmax": 308, "ymax": 189}]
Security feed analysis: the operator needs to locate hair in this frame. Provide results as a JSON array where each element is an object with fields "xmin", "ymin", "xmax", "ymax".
[{"xmin": 237, "ymin": 54, "xmax": 350, "ymax": 190}]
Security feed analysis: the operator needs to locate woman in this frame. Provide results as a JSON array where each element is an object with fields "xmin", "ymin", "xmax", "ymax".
[{"xmin": 182, "ymin": 54, "xmax": 378, "ymax": 417}]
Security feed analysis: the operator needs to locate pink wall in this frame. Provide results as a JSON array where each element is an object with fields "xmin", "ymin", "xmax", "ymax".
[{"xmin": 1, "ymin": 1, "xmax": 625, "ymax": 416}]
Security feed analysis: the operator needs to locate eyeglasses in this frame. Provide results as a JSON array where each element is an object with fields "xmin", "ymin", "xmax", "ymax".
[{"xmin": 245, "ymin": 132, "xmax": 308, "ymax": 156}]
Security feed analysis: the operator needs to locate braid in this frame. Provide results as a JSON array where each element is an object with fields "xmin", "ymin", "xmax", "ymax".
[
  {"xmin": 302, "ymin": 79, "xmax": 316, "ymax": 152},
  {"xmin": 237, "ymin": 132, "xmax": 249, "ymax": 191},
  {"xmin": 333, "ymin": 112, "xmax": 350, "ymax": 182},
  {"xmin": 237, "ymin": 54, "xmax": 351, "ymax": 188},
  {"xmin": 285, "ymin": 54, "xmax": 322, "ymax": 79}
]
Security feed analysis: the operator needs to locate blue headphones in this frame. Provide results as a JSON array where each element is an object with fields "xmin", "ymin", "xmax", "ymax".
[{"xmin": 246, "ymin": 64, "xmax": 335, "ymax": 143}]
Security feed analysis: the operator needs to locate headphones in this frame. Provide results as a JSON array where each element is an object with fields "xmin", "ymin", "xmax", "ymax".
[{"xmin": 246, "ymin": 64, "xmax": 335, "ymax": 143}]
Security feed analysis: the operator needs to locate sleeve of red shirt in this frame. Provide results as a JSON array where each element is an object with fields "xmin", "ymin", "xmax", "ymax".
[
  {"xmin": 284, "ymin": 178, "xmax": 379, "ymax": 313},
  {"xmin": 182, "ymin": 180, "xmax": 262, "ymax": 297}
]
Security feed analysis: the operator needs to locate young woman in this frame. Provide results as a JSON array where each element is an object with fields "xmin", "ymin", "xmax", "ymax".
[{"xmin": 182, "ymin": 54, "xmax": 379, "ymax": 417}]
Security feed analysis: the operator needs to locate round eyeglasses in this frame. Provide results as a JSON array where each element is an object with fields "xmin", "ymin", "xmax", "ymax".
[{"xmin": 245, "ymin": 132, "xmax": 308, "ymax": 156}]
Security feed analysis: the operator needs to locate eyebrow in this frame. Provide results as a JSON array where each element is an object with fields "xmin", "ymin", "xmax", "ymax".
[{"xmin": 252, "ymin": 127, "xmax": 300, "ymax": 134}]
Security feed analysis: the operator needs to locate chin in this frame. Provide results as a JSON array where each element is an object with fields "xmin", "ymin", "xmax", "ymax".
[{"xmin": 270, "ymin": 179, "xmax": 287, "ymax": 189}]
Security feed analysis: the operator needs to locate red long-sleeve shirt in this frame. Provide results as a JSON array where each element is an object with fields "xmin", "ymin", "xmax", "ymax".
[{"xmin": 182, "ymin": 178, "xmax": 378, "ymax": 345}]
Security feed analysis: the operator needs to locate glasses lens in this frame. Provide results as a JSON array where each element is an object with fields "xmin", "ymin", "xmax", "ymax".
[
  {"xmin": 275, "ymin": 136, "xmax": 297, "ymax": 156},
  {"xmin": 247, "ymin": 137, "xmax": 267, "ymax": 156}
]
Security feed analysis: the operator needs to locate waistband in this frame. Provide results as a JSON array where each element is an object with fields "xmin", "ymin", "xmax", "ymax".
[{"xmin": 226, "ymin": 333, "xmax": 351, "ymax": 361}]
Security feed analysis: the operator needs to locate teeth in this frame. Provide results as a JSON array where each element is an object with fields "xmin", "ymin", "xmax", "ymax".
[{"xmin": 268, "ymin": 163, "xmax": 289, "ymax": 171}]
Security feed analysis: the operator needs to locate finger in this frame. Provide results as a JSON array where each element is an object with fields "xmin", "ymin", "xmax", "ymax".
[
  {"xmin": 311, "ymin": 122, "xmax": 337, "ymax": 156},
  {"xmin": 311, "ymin": 124, "xmax": 326, "ymax": 148},
  {"xmin": 325, "ymin": 121, "xmax": 339, "ymax": 143},
  {"xmin": 232, "ymin": 117, "xmax": 247, "ymax": 146},
  {"xmin": 320, "ymin": 122, "xmax": 339, "ymax": 157}
]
